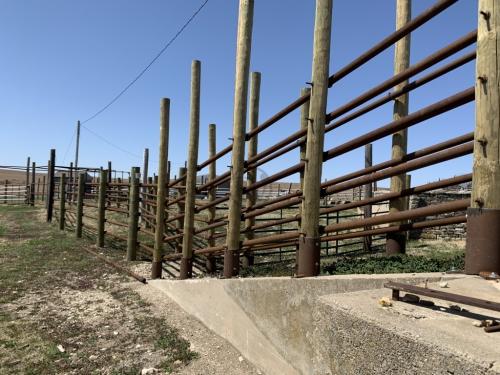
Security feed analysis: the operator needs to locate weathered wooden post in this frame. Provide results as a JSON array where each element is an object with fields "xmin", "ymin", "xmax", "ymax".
[
  {"xmin": 41, "ymin": 175, "xmax": 46, "ymax": 203},
  {"xmin": 297, "ymin": 0, "xmax": 332, "ymax": 277},
  {"xmin": 224, "ymin": 0, "xmax": 254, "ymax": 278},
  {"xmin": 127, "ymin": 167, "xmax": 140, "ymax": 261},
  {"xmin": 180, "ymin": 60, "xmax": 201, "ymax": 279},
  {"xmin": 107, "ymin": 161, "xmax": 112, "ymax": 183},
  {"xmin": 405, "ymin": 174, "xmax": 412, "ymax": 240},
  {"xmin": 30, "ymin": 162, "xmax": 36, "ymax": 206},
  {"xmin": 153, "ymin": 98, "xmax": 170, "ymax": 279},
  {"xmin": 141, "ymin": 148, "xmax": 149, "ymax": 225},
  {"xmin": 25, "ymin": 157, "xmax": 30, "ymax": 204},
  {"xmin": 243, "ymin": 71, "xmax": 261, "ymax": 268},
  {"xmin": 175, "ymin": 167, "xmax": 187, "ymax": 253},
  {"xmin": 59, "ymin": 173, "xmax": 66, "ymax": 230},
  {"xmin": 46, "ymin": 149, "xmax": 56, "ymax": 222},
  {"xmin": 363, "ymin": 144, "xmax": 373, "ymax": 252},
  {"xmin": 465, "ymin": 0, "xmax": 500, "ymax": 274},
  {"xmin": 387, "ymin": 0, "xmax": 411, "ymax": 255},
  {"xmin": 97, "ymin": 169, "xmax": 107, "ymax": 247},
  {"xmin": 295, "ymin": 87, "xmax": 311, "ymax": 272},
  {"xmin": 76, "ymin": 172, "xmax": 85, "ymax": 238},
  {"xmin": 206, "ymin": 123, "xmax": 217, "ymax": 273}
]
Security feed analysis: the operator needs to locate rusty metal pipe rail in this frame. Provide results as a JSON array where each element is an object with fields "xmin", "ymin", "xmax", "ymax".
[
  {"xmin": 385, "ymin": 281, "xmax": 500, "ymax": 313},
  {"xmin": 242, "ymin": 133, "xmax": 472, "ymax": 221},
  {"xmin": 321, "ymin": 215, "xmax": 466, "ymax": 243},
  {"xmin": 244, "ymin": 87, "xmax": 474, "ymax": 194},
  {"xmin": 246, "ymin": 39, "xmax": 476, "ymax": 171},
  {"xmin": 82, "ymin": 247, "xmax": 146, "ymax": 284},
  {"xmin": 321, "ymin": 173, "xmax": 472, "ymax": 216},
  {"xmin": 324, "ymin": 199, "xmax": 468, "ymax": 234},
  {"xmin": 325, "ymin": 142, "xmax": 473, "ymax": 196}
]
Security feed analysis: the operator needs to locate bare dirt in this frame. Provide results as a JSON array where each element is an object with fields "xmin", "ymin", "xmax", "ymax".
[{"xmin": 0, "ymin": 206, "xmax": 257, "ymax": 374}]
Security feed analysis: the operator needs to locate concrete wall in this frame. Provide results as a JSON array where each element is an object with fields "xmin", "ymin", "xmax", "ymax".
[{"xmin": 149, "ymin": 273, "xmax": 467, "ymax": 375}]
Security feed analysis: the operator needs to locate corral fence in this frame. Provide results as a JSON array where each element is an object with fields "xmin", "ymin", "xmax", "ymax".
[{"xmin": 9, "ymin": 0, "xmax": 500, "ymax": 279}]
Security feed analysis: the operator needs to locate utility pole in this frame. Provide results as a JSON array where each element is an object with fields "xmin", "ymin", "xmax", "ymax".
[{"xmin": 75, "ymin": 120, "xmax": 81, "ymax": 171}]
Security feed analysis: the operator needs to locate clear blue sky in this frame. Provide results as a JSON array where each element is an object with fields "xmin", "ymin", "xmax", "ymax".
[{"xmin": 0, "ymin": 0, "xmax": 477, "ymax": 186}]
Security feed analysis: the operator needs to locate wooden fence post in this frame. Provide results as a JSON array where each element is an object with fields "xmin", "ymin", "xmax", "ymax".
[
  {"xmin": 25, "ymin": 156, "xmax": 30, "ymax": 204},
  {"xmin": 206, "ymin": 123, "xmax": 217, "ymax": 273},
  {"xmin": 59, "ymin": 173, "xmax": 66, "ymax": 230},
  {"xmin": 141, "ymin": 148, "xmax": 149, "ymax": 225},
  {"xmin": 107, "ymin": 161, "xmax": 112, "ymax": 183},
  {"xmin": 295, "ymin": 86, "xmax": 311, "ymax": 272},
  {"xmin": 465, "ymin": 0, "xmax": 500, "ymax": 274},
  {"xmin": 76, "ymin": 172, "xmax": 85, "ymax": 238},
  {"xmin": 363, "ymin": 144, "xmax": 373, "ymax": 252},
  {"xmin": 387, "ymin": 0, "xmax": 412, "ymax": 255},
  {"xmin": 153, "ymin": 98, "xmax": 170, "ymax": 279},
  {"xmin": 127, "ymin": 167, "xmax": 140, "ymax": 261},
  {"xmin": 30, "ymin": 161, "xmax": 36, "ymax": 206},
  {"xmin": 224, "ymin": 0, "xmax": 254, "ymax": 278},
  {"xmin": 180, "ymin": 60, "xmax": 201, "ymax": 279},
  {"xmin": 297, "ymin": 0, "xmax": 332, "ymax": 277},
  {"xmin": 41, "ymin": 175, "xmax": 46, "ymax": 203},
  {"xmin": 97, "ymin": 169, "xmax": 107, "ymax": 247},
  {"xmin": 175, "ymin": 167, "xmax": 187, "ymax": 253},
  {"xmin": 243, "ymin": 71, "xmax": 261, "ymax": 268},
  {"xmin": 405, "ymin": 174, "xmax": 412, "ymax": 241},
  {"xmin": 46, "ymin": 149, "xmax": 56, "ymax": 222}
]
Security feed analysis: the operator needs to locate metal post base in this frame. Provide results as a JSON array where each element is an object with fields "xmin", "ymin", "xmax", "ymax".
[
  {"xmin": 296, "ymin": 236, "xmax": 320, "ymax": 277},
  {"xmin": 179, "ymin": 257, "xmax": 193, "ymax": 280},
  {"xmin": 241, "ymin": 252, "xmax": 254, "ymax": 268},
  {"xmin": 465, "ymin": 208, "xmax": 500, "ymax": 275},
  {"xmin": 205, "ymin": 256, "xmax": 216, "ymax": 274},
  {"xmin": 223, "ymin": 250, "xmax": 240, "ymax": 278},
  {"xmin": 151, "ymin": 261, "xmax": 162, "ymax": 279},
  {"xmin": 386, "ymin": 232, "xmax": 406, "ymax": 255}
]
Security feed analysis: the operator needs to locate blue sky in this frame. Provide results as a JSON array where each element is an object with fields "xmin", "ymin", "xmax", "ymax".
[{"xmin": 0, "ymin": 0, "xmax": 477, "ymax": 186}]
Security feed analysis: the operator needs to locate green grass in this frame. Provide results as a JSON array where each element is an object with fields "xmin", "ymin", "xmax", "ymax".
[{"xmin": 0, "ymin": 205, "xmax": 198, "ymax": 374}]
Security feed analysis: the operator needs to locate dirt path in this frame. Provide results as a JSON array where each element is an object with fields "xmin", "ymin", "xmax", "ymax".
[{"xmin": 0, "ymin": 206, "xmax": 257, "ymax": 375}]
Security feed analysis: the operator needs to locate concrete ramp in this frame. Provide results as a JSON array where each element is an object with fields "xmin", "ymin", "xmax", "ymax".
[{"xmin": 149, "ymin": 273, "xmax": 500, "ymax": 375}]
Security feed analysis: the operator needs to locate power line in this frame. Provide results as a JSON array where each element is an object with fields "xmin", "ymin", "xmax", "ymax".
[
  {"xmin": 61, "ymin": 127, "xmax": 77, "ymax": 165},
  {"xmin": 81, "ymin": 124, "xmax": 142, "ymax": 160},
  {"xmin": 81, "ymin": 0, "xmax": 209, "ymax": 125}
]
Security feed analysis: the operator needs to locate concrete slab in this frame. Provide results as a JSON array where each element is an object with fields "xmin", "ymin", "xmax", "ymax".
[
  {"xmin": 149, "ymin": 273, "xmax": 465, "ymax": 374},
  {"xmin": 320, "ymin": 277, "xmax": 500, "ymax": 374}
]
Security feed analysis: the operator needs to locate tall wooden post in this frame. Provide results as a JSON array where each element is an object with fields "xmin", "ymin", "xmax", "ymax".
[
  {"xmin": 297, "ymin": 0, "xmax": 332, "ymax": 277},
  {"xmin": 141, "ymin": 148, "xmax": 149, "ymax": 225},
  {"xmin": 363, "ymin": 144, "xmax": 373, "ymax": 252},
  {"xmin": 25, "ymin": 157, "xmax": 30, "ymax": 204},
  {"xmin": 46, "ymin": 149, "xmax": 56, "ymax": 222},
  {"xmin": 107, "ymin": 161, "xmax": 112, "ymax": 183},
  {"xmin": 206, "ymin": 124, "xmax": 217, "ymax": 273},
  {"xmin": 75, "ymin": 120, "xmax": 80, "ymax": 170},
  {"xmin": 59, "ymin": 173, "xmax": 66, "ymax": 230},
  {"xmin": 387, "ymin": 0, "xmax": 411, "ymax": 255},
  {"xmin": 97, "ymin": 169, "xmax": 107, "ymax": 247},
  {"xmin": 180, "ymin": 60, "xmax": 202, "ymax": 279},
  {"xmin": 69, "ymin": 162, "xmax": 74, "ymax": 203},
  {"xmin": 41, "ymin": 175, "xmax": 46, "ymax": 203},
  {"xmin": 30, "ymin": 162, "xmax": 36, "ymax": 206},
  {"xmin": 465, "ymin": 0, "xmax": 500, "ymax": 274},
  {"xmin": 295, "ymin": 87, "xmax": 311, "ymax": 272},
  {"xmin": 153, "ymin": 98, "xmax": 170, "ymax": 279},
  {"xmin": 76, "ymin": 172, "xmax": 85, "ymax": 238},
  {"xmin": 405, "ymin": 174, "xmax": 412, "ymax": 240},
  {"xmin": 127, "ymin": 167, "xmax": 140, "ymax": 261},
  {"xmin": 175, "ymin": 167, "xmax": 187, "ymax": 253},
  {"xmin": 224, "ymin": 0, "xmax": 254, "ymax": 278},
  {"xmin": 242, "ymin": 71, "xmax": 261, "ymax": 268}
]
